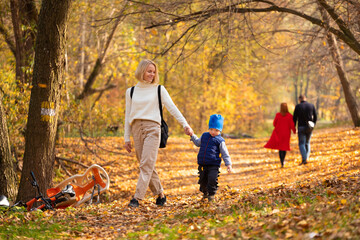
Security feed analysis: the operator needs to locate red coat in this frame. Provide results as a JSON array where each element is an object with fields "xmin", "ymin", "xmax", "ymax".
[{"xmin": 264, "ymin": 112, "xmax": 296, "ymax": 151}]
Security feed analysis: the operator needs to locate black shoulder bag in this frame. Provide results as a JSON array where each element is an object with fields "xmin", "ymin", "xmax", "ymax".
[
  {"xmin": 130, "ymin": 86, "xmax": 168, "ymax": 148},
  {"xmin": 157, "ymin": 85, "xmax": 169, "ymax": 148}
]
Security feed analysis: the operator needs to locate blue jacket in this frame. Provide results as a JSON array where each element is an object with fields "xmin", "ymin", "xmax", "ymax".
[{"xmin": 197, "ymin": 132, "xmax": 225, "ymax": 167}]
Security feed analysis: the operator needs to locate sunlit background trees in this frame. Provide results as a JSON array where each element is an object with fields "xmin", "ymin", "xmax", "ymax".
[{"xmin": 1, "ymin": 0, "xmax": 359, "ymax": 142}]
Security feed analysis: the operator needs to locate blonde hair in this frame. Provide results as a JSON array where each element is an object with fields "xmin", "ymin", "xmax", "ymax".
[{"xmin": 135, "ymin": 59, "xmax": 159, "ymax": 84}]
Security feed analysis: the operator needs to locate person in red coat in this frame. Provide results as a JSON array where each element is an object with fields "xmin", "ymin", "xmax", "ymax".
[{"xmin": 264, "ymin": 103, "xmax": 296, "ymax": 167}]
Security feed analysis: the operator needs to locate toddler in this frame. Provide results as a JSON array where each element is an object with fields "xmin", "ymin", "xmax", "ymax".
[{"xmin": 190, "ymin": 114, "xmax": 232, "ymax": 201}]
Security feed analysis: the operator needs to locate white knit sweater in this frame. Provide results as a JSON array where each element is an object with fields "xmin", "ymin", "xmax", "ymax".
[{"xmin": 124, "ymin": 81, "xmax": 189, "ymax": 142}]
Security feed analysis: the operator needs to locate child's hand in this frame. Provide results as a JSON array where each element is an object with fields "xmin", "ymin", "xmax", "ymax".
[
  {"xmin": 227, "ymin": 165, "xmax": 232, "ymax": 173},
  {"xmin": 184, "ymin": 126, "xmax": 194, "ymax": 136}
]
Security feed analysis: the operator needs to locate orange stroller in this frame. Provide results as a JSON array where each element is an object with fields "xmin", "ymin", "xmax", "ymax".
[{"xmin": 14, "ymin": 164, "xmax": 110, "ymax": 211}]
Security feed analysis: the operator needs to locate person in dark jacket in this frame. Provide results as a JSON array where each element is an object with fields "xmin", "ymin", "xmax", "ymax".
[
  {"xmin": 190, "ymin": 114, "xmax": 232, "ymax": 201},
  {"xmin": 293, "ymin": 95, "xmax": 317, "ymax": 165}
]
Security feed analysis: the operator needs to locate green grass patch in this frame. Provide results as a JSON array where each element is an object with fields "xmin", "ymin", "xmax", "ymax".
[
  {"xmin": 126, "ymin": 223, "xmax": 188, "ymax": 240},
  {"xmin": 0, "ymin": 210, "xmax": 83, "ymax": 239}
]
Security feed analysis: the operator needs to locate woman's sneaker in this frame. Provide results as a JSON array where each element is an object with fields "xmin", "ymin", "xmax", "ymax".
[
  {"xmin": 128, "ymin": 198, "xmax": 139, "ymax": 207},
  {"xmin": 156, "ymin": 195, "xmax": 166, "ymax": 206}
]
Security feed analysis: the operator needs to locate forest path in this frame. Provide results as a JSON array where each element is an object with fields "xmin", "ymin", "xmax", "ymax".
[{"xmin": 53, "ymin": 126, "xmax": 360, "ymax": 239}]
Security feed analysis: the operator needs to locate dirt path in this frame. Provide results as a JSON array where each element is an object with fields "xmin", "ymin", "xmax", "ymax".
[
  {"xmin": 54, "ymin": 126, "xmax": 360, "ymax": 238},
  {"xmin": 87, "ymin": 126, "xmax": 359, "ymax": 199}
]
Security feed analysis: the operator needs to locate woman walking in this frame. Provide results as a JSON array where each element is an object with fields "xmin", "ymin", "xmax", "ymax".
[
  {"xmin": 124, "ymin": 59, "xmax": 193, "ymax": 207},
  {"xmin": 264, "ymin": 103, "xmax": 296, "ymax": 167}
]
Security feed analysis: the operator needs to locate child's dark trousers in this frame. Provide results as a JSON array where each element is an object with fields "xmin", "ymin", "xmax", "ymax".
[{"xmin": 198, "ymin": 165, "xmax": 220, "ymax": 197}]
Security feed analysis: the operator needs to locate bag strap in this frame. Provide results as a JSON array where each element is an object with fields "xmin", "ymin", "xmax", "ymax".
[
  {"xmin": 158, "ymin": 85, "xmax": 164, "ymax": 121},
  {"xmin": 130, "ymin": 86, "xmax": 135, "ymax": 99}
]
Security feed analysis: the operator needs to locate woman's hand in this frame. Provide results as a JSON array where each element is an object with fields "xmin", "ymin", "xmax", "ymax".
[
  {"xmin": 227, "ymin": 165, "xmax": 233, "ymax": 173},
  {"xmin": 184, "ymin": 126, "xmax": 194, "ymax": 136},
  {"xmin": 124, "ymin": 142, "xmax": 132, "ymax": 153}
]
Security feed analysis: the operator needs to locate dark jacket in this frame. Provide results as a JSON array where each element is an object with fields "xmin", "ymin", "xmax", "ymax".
[
  {"xmin": 293, "ymin": 101, "xmax": 317, "ymax": 127},
  {"xmin": 197, "ymin": 132, "xmax": 225, "ymax": 167}
]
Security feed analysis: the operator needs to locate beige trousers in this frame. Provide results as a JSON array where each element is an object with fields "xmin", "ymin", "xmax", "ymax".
[{"xmin": 131, "ymin": 119, "xmax": 163, "ymax": 200}]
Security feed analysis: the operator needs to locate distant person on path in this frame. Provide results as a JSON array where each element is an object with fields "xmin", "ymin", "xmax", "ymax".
[
  {"xmin": 189, "ymin": 114, "xmax": 232, "ymax": 202},
  {"xmin": 124, "ymin": 59, "xmax": 193, "ymax": 207},
  {"xmin": 264, "ymin": 103, "xmax": 296, "ymax": 168},
  {"xmin": 293, "ymin": 95, "xmax": 317, "ymax": 165}
]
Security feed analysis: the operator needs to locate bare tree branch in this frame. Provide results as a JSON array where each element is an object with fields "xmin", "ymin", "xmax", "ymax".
[
  {"xmin": 91, "ymin": 75, "xmax": 115, "ymax": 110},
  {"xmin": 77, "ymin": 1, "xmax": 128, "ymax": 100},
  {"xmin": 0, "ymin": 23, "xmax": 16, "ymax": 55},
  {"xmin": 158, "ymin": 20, "xmax": 205, "ymax": 58},
  {"xmin": 127, "ymin": 0, "xmax": 181, "ymax": 18},
  {"xmin": 144, "ymin": 1, "xmax": 360, "ymax": 56},
  {"xmin": 55, "ymin": 157, "xmax": 73, "ymax": 176},
  {"xmin": 84, "ymin": 82, "xmax": 117, "ymax": 97},
  {"xmin": 56, "ymin": 156, "xmax": 89, "ymax": 168},
  {"xmin": 317, "ymin": 0, "xmax": 357, "ymax": 41},
  {"xmin": 78, "ymin": 125, "xmax": 106, "ymax": 162}
]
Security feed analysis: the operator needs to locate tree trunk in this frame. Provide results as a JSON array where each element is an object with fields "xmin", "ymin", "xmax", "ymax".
[
  {"xmin": 305, "ymin": 69, "xmax": 310, "ymax": 97},
  {"xmin": 319, "ymin": 6, "xmax": 360, "ymax": 127},
  {"xmin": 315, "ymin": 75, "xmax": 322, "ymax": 118},
  {"xmin": 16, "ymin": 0, "xmax": 72, "ymax": 202},
  {"xmin": 79, "ymin": 10, "xmax": 86, "ymax": 88},
  {"xmin": 10, "ymin": 0, "xmax": 38, "ymax": 85},
  {"xmin": 298, "ymin": 65, "xmax": 303, "ymax": 95},
  {"xmin": 293, "ymin": 74, "xmax": 298, "ymax": 104},
  {"xmin": 326, "ymin": 33, "xmax": 360, "ymax": 126},
  {"xmin": 0, "ymin": 94, "xmax": 17, "ymax": 201},
  {"xmin": 10, "ymin": 0, "xmax": 26, "ymax": 85}
]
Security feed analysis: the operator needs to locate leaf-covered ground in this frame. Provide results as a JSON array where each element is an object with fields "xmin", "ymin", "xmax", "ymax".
[{"xmin": 1, "ymin": 126, "xmax": 359, "ymax": 239}]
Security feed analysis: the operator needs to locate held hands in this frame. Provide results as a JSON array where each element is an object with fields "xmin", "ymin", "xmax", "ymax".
[
  {"xmin": 124, "ymin": 142, "xmax": 132, "ymax": 153},
  {"xmin": 184, "ymin": 126, "xmax": 194, "ymax": 136},
  {"xmin": 227, "ymin": 165, "xmax": 233, "ymax": 173}
]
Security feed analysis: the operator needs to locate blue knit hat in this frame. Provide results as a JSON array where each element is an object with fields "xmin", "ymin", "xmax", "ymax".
[{"xmin": 209, "ymin": 114, "xmax": 224, "ymax": 131}]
